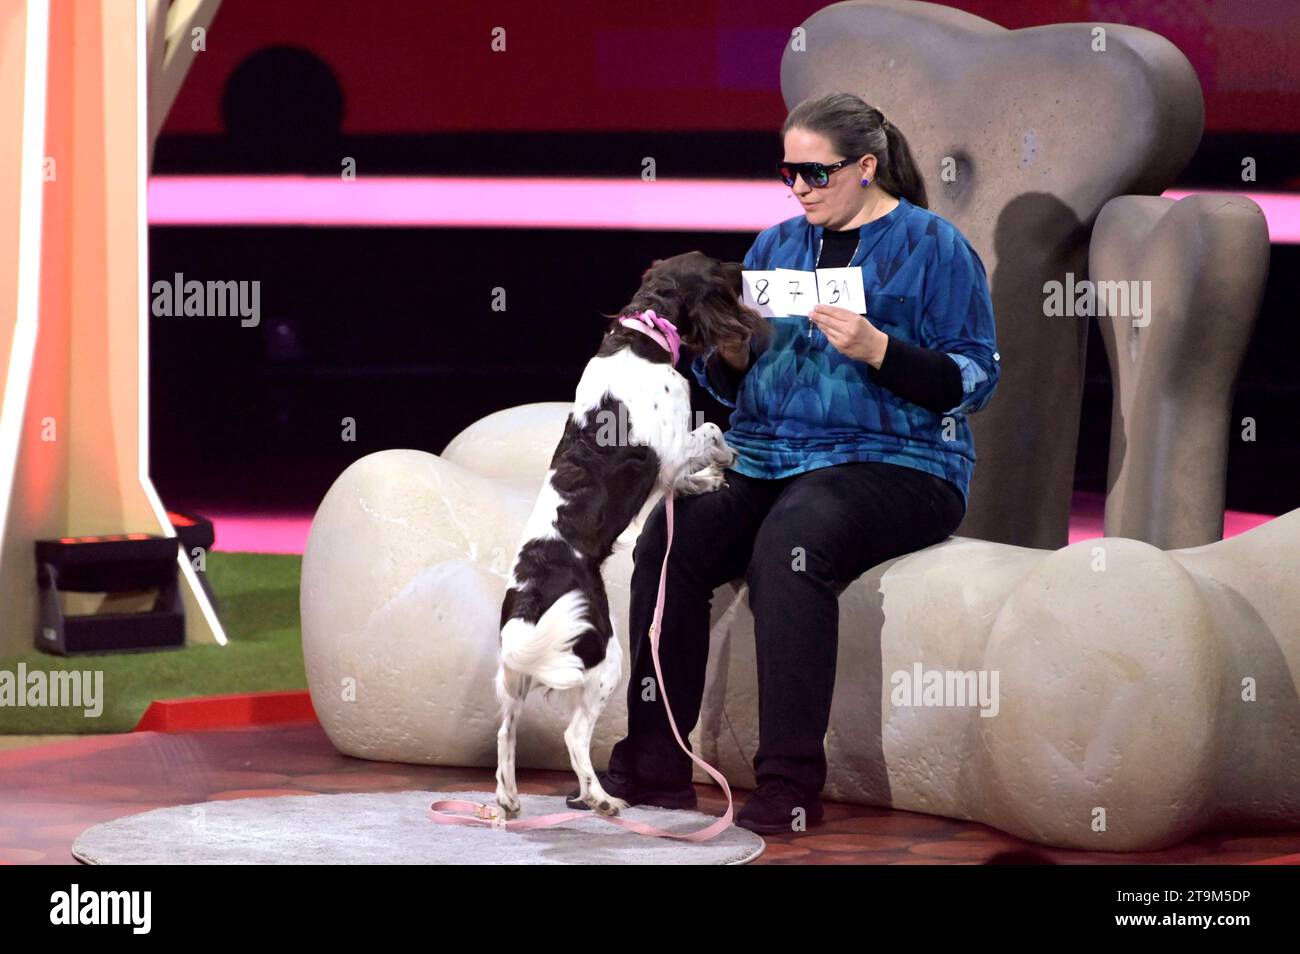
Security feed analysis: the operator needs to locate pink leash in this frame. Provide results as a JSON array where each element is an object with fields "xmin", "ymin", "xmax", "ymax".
[{"xmin": 429, "ymin": 312, "xmax": 735, "ymax": 840}]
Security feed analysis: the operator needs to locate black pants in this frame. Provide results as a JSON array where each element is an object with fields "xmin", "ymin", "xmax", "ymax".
[{"xmin": 607, "ymin": 460, "xmax": 967, "ymax": 795}]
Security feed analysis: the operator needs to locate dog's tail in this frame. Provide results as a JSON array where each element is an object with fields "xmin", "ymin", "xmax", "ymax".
[{"xmin": 500, "ymin": 589, "xmax": 589, "ymax": 690}]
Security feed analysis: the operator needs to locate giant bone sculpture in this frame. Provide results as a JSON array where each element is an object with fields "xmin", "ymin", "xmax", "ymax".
[{"xmin": 301, "ymin": 404, "xmax": 1300, "ymax": 851}]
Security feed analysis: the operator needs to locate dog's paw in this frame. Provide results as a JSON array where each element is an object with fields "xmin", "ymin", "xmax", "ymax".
[
  {"xmin": 591, "ymin": 794, "xmax": 628, "ymax": 817},
  {"xmin": 675, "ymin": 467, "xmax": 726, "ymax": 496},
  {"xmin": 695, "ymin": 465, "xmax": 728, "ymax": 493},
  {"xmin": 699, "ymin": 472, "xmax": 726, "ymax": 494},
  {"xmin": 712, "ymin": 443, "xmax": 738, "ymax": 469},
  {"xmin": 495, "ymin": 789, "xmax": 522, "ymax": 819}
]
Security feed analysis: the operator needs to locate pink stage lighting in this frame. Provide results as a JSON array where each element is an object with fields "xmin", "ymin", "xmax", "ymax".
[{"xmin": 147, "ymin": 176, "xmax": 1300, "ymax": 243}]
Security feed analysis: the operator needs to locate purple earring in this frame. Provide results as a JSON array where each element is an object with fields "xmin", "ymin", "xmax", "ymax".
[{"xmin": 860, "ymin": 176, "xmax": 871, "ymax": 188}]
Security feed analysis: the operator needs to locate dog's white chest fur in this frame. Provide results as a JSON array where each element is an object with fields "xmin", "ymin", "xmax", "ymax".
[{"xmin": 571, "ymin": 347, "xmax": 694, "ymax": 482}]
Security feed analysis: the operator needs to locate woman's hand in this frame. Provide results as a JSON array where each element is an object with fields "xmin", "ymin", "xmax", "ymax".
[{"xmin": 809, "ymin": 303, "xmax": 889, "ymax": 369}]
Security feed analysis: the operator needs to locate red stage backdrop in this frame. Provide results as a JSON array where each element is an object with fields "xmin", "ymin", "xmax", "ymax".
[{"xmin": 162, "ymin": 0, "xmax": 1300, "ymax": 136}]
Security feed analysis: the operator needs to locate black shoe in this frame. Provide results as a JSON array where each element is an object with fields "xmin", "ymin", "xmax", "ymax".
[
  {"xmin": 735, "ymin": 777, "xmax": 824, "ymax": 835},
  {"xmin": 566, "ymin": 768, "xmax": 698, "ymax": 811}
]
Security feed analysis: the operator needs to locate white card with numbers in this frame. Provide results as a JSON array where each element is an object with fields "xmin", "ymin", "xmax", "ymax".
[
  {"xmin": 814, "ymin": 267, "xmax": 868, "ymax": 314},
  {"xmin": 773, "ymin": 268, "xmax": 818, "ymax": 316},
  {"xmin": 739, "ymin": 270, "xmax": 783, "ymax": 317},
  {"xmin": 742, "ymin": 268, "xmax": 867, "ymax": 316}
]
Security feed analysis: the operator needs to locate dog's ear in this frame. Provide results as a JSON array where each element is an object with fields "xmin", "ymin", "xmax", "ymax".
[
  {"xmin": 712, "ymin": 261, "xmax": 770, "ymax": 350},
  {"xmin": 715, "ymin": 260, "xmax": 745, "ymax": 296},
  {"xmin": 687, "ymin": 274, "xmax": 770, "ymax": 354}
]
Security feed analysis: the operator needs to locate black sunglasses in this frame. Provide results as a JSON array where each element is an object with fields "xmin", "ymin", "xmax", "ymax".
[{"xmin": 777, "ymin": 157, "xmax": 858, "ymax": 188}]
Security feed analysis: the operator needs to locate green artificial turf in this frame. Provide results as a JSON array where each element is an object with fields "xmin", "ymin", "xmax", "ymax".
[{"xmin": 0, "ymin": 551, "xmax": 305, "ymax": 735}]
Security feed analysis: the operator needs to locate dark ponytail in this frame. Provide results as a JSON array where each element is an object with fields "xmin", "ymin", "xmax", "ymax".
[
  {"xmin": 781, "ymin": 92, "xmax": 929, "ymax": 210},
  {"xmin": 879, "ymin": 121, "xmax": 929, "ymax": 210}
]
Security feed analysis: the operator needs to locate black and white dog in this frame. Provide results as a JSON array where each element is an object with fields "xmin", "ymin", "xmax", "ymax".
[{"xmin": 494, "ymin": 251, "xmax": 768, "ymax": 819}]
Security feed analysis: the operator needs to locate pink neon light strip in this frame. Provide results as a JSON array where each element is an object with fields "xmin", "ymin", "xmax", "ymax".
[
  {"xmin": 1161, "ymin": 189, "xmax": 1300, "ymax": 244},
  {"xmin": 146, "ymin": 176, "xmax": 795, "ymax": 231},
  {"xmin": 146, "ymin": 176, "xmax": 1300, "ymax": 242}
]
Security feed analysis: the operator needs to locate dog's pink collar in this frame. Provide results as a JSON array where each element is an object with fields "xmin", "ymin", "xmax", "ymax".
[{"xmin": 619, "ymin": 309, "xmax": 681, "ymax": 365}]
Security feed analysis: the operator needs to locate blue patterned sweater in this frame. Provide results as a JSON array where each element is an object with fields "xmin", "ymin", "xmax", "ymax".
[{"xmin": 691, "ymin": 196, "xmax": 1001, "ymax": 509}]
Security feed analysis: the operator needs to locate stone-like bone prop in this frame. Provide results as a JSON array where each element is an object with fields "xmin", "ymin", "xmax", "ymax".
[
  {"xmin": 300, "ymin": 404, "xmax": 1300, "ymax": 851},
  {"xmin": 1090, "ymin": 194, "xmax": 1269, "ymax": 549}
]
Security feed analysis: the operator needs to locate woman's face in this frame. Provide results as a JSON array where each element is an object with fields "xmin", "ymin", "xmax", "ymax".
[{"xmin": 781, "ymin": 126, "xmax": 876, "ymax": 230}]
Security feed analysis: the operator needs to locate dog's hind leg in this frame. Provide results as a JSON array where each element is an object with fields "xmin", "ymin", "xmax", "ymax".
[
  {"xmin": 564, "ymin": 631, "xmax": 628, "ymax": 817},
  {"xmin": 494, "ymin": 663, "xmax": 531, "ymax": 819}
]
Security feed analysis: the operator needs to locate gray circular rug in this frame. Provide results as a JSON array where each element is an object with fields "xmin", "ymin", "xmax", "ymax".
[{"xmin": 71, "ymin": 790, "xmax": 765, "ymax": 865}]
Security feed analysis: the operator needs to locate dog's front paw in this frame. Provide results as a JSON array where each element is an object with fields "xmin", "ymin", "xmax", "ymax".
[
  {"xmin": 700, "ymin": 471, "xmax": 726, "ymax": 493},
  {"xmin": 675, "ymin": 465, "xmax": 726, "ymax": 496},
  {"xmin": 495, "ymin": 788, "xmax": 522, "ymax": 819},
  {"xmin": 591, "ymin": 794, "xmax": 628, "ymax": 817}
]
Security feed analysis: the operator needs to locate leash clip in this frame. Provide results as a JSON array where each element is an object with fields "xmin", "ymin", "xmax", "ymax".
[{"xmin": 475, "ymin": 803, "xmax": 508, "ymax": 829}]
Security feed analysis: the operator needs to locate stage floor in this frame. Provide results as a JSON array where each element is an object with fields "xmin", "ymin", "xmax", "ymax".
[{"xmin": 3, "ymin": 723, "xmax": 1297, "ymax": 865}]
